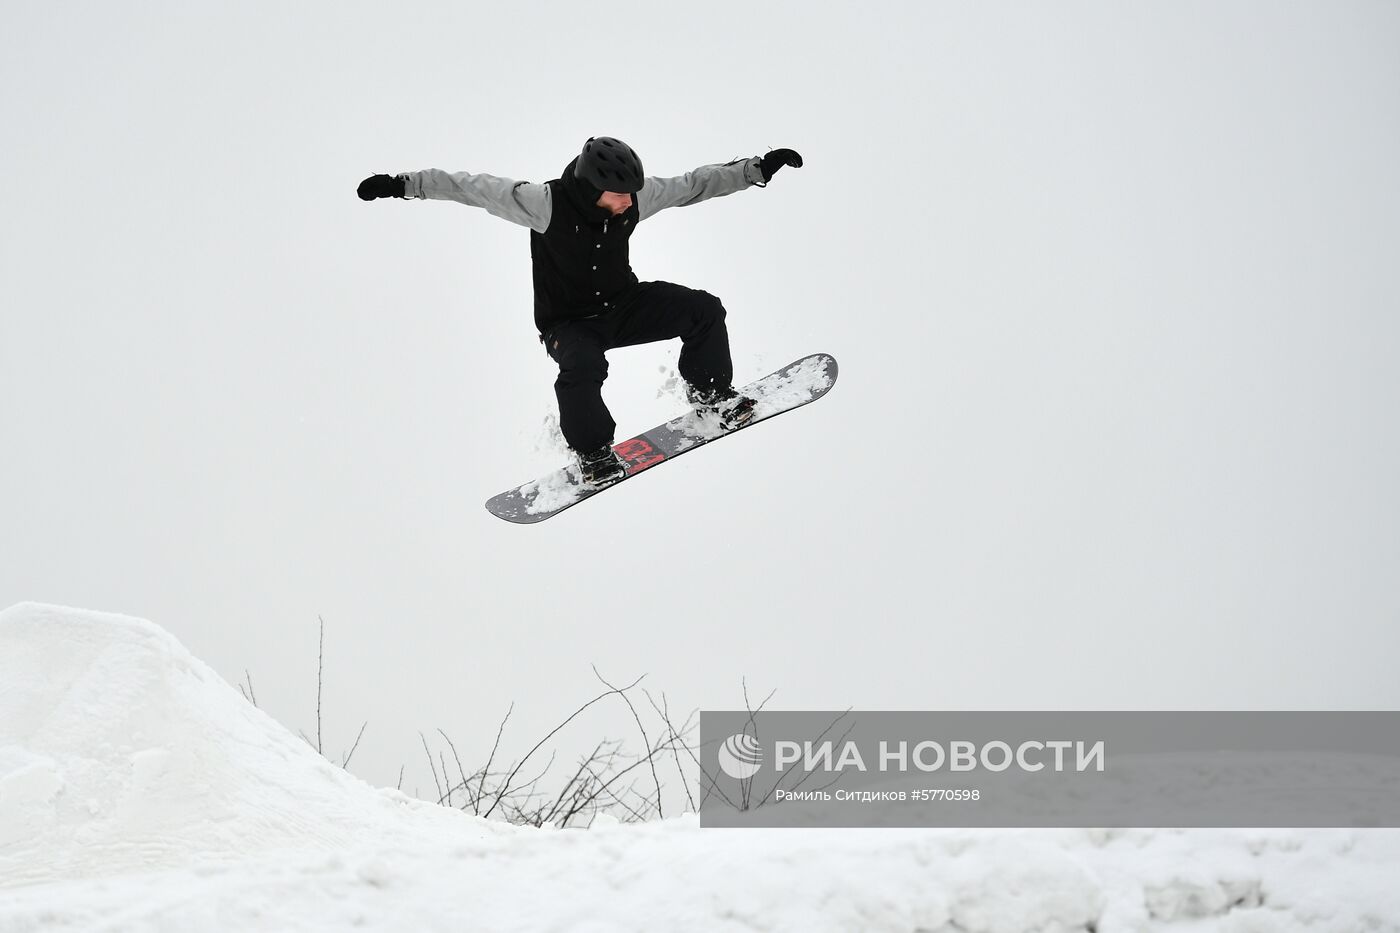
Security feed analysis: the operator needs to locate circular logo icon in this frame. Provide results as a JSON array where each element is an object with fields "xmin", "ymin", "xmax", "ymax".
[{"xmin": 717, "ymin": 733, "xmax": 763, "ymax": 779}]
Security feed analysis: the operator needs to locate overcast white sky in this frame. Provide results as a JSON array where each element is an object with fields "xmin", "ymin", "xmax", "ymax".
[{"xmin": 3, "ymin": 1, "xmax": 1398, "ymax": 794}]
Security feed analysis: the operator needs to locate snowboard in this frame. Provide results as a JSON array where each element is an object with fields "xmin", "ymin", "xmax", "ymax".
[{"xmin": 485, "ymin": 353, "xmax": 838, "ymax": 524}]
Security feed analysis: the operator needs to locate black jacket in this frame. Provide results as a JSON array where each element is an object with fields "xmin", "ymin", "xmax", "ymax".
[{"xmin": 530, "ymin": 158, "xmax": 641, "ymax": 335}]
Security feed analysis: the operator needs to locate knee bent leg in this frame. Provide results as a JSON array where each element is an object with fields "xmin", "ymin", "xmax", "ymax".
[
  {"xmin": 695, "ymin": 291, "xmax": 727, "ymax": 326},
  {"xmin": 554, "ymin": 343, "xmax": 608, "ymax": 387}
]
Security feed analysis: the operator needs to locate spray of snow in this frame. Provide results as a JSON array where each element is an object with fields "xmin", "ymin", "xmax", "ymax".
[
  {"xmin": 520, "ymin": 465, "xmax": 588, "ymax": 515},
  {"xmin": 748, "ymin": 353, "xmax": 834, "ymax": 418},
  {"xmin": 655, "ymin": 363, "xmax": 684, "ymax": 403},
  {"xmin": 4, "ymin": 602, "xmax": 1399, "ymax": 932}
]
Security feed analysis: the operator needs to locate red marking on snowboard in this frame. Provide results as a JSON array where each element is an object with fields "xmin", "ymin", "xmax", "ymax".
[{"xmin": 615, "ymin": 437, "xmax": 665, "ymax": 473}]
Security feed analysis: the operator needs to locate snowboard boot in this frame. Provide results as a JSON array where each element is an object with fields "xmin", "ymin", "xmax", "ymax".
[
  {"xmin": 576, "ymin": 444, "xmax": 627, "ymax": 485},
  {"xmin": 687, "ymin": 384, "xmax": 757, "ymax": 430}
]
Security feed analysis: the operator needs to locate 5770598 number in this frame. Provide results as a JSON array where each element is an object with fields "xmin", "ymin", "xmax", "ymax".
[{"xmin": 911, "ymin": 789, "xmax": 981, "ymax": 802}]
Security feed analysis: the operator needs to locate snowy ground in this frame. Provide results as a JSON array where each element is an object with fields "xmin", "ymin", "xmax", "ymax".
[{"xmin": 3, "ymin": 603, "xmax": 1398, "ymax": 932}]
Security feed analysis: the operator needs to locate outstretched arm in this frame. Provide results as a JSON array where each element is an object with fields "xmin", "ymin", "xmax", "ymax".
[
  {"xmin": 637, "ymin": 148, "xmax": 803, "ymax": 222},
  {"xmin": 637, "ymin": 157, "xmax": 762, "ymax": 222},
  {"xmin": 357, "ymin": 170, "xmax": 553, "ymax": 233}
]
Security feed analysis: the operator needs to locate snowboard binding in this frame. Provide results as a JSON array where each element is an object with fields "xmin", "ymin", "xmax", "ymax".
[
  {"xmin": 576, "ymin": 445, "xmax": 627, "ymax": 486},
  {"xmin": 687, "ymin": 384, "xmax": 757, "ymax": 430}
]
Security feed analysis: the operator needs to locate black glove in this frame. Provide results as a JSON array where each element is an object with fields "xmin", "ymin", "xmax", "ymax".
[
  {"xmin": 759, "ymin": 148, "xmax": 803, "ymax": 183},
  {"xmin": 357, "ymin": 174, "xmax": 406, "ymax": 201}
]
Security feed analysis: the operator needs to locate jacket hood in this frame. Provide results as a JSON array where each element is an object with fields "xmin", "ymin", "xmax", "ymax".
[{"xmin": 560, "ymin": 157, "xmax": 615, "ymax": 224}]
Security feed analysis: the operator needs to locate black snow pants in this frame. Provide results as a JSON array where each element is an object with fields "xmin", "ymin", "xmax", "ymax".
[{"xmin": 542, "ymin": 281, "xmax": 734, "ymax": 453}]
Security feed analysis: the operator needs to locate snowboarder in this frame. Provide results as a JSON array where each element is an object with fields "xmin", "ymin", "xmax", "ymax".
[{"xmin": 357, "ymin": 137, "xmax": 804, "ymax": 485}]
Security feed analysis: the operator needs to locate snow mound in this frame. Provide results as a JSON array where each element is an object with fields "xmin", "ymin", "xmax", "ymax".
[
  {"xmin": 3, "ymin": 602, "xmax": 1400, "ymax": 932},
  {"xmin": 0, "ymin": 602, "xmax": 503, "ymax": 886}
]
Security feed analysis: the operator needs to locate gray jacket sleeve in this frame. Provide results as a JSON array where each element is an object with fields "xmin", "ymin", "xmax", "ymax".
[
  {"xmin": 399, "ymin": 169, "xmax": 552, "ymax": 233},
  {"xmin": 637, "ymin": 157, "xmax": 766, "ymax": 222}
]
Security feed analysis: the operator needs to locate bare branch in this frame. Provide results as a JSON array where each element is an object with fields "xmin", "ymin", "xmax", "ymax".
[
  {"xmin": 755, "ymin": 708, "xmax": 855, "ymax": 808},
  {"xmin": 645, "ymin": 690, "xmax": 697, "ymax": 812},
  {"xmin": 341, "ymin": 721, "xmax": 368, "ymax": 769},
  {"xmin": 478, "ymin": 703, "xmax": 513, "ymax": 816},
  {"xmin": 315, "ymin": 615, "xmax": 326, "ymax": 756},
  {"xmin": 564, "ymin": 730, "xmax": 674, "ymax": 825},
  {"xmin": 483, "ymin": 675, "xmax": 644, "ymax": 820},
  {"xmin": 436, "ymin": 730, "xmax": 468, "ymax": 804},
  {"xmin": 593, "ymin": 665, "xmax": 663, "ymax": 819},
  {"xmin": 543, "ymin": 740, "xmax": 613, "ymax": 824},
  {"xmin": 420, "ymin": 731, "xmax": 443, "ymax": 802}
]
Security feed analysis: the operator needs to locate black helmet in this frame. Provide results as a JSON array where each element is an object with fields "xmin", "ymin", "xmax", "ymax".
[{"xmin": 576, "ymin": 137, "xmax": 644, "ymax": 193}]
